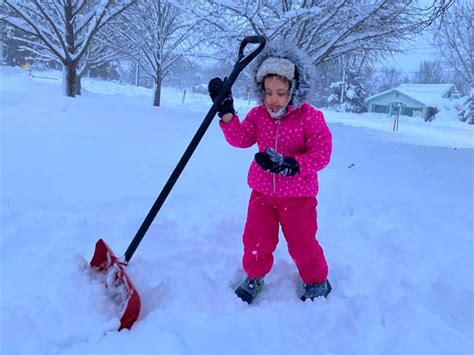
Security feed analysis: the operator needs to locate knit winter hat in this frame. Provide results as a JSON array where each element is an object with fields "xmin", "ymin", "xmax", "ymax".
[
  {"xmin": 256, "ymin": 57, "xmax": 296, "ymax": 83},
  {"xmin": 250, "ymin": 40, "xmax": 314, "ymax": 109}
]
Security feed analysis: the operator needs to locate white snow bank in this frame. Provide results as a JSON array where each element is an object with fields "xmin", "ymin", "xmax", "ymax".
[{"xmin": 1, "ymin": 66, "xmax": 472, "ymax": 354}]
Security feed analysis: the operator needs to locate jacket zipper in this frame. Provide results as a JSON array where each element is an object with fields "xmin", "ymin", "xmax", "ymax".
[{"xmin": 273, "ymin": 120, "xmax": 281, "ymax": 194}]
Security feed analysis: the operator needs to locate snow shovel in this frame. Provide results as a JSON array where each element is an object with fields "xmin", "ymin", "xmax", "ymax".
[{"xmin": 89, "ymin": 36, "xmax": 266, "ymax": 331}]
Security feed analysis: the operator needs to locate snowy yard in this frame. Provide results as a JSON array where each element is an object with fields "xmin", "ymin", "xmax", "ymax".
[{"xmin": 1, "ymin": 66, "xmax": 473, "ymax": 354}]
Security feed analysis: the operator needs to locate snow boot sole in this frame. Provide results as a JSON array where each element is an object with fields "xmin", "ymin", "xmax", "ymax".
[
  {"xmin": 235, "ymin": 286, "xmax": 256, "ymax": 304},
  {"xmin": 300, "ymin": 280, "xmax": 332, "ymax": 301}
]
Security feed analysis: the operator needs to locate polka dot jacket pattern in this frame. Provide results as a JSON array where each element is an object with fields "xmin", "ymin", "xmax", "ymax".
[{"xmin": 219, "ymin": 103, "xmax": 332, "ymax": 197}]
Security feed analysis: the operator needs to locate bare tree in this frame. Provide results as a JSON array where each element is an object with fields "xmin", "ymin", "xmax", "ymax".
[
  {"xmin": 370, "ymin": 66, "xmax": 408, "ymax": 94},
  {"xmin": 432, "ymin": 0, "xmax": 473, "ymax": 123},
  {"xmin": 103, "ymin": 0, "xmax": 204, "ymax": 106},
  {"xmin": 75, "ymin": 37, "xmax": 131, "ymax": 94},
  {"xmin": 432, "ymin": 0, "xmax": 473, "ymax": 93},
  {"xmin": 0, "ymin": 0, "xmax": 135, "ymax": 97},
  {"xmin": 413, "ymin": 60, "xmax": 447, "ymax": 84}
]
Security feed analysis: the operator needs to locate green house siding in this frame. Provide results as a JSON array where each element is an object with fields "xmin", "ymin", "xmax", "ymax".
[
  {"xmin": 367, "ymin": 90, "xmax": 427, "ymax": 119},
  {"xmin": 366, "ymin": 84, "xmax": 457, "ymax": 121}
]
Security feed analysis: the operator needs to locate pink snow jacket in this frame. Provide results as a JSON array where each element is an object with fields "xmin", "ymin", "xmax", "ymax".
[{"xmin": 220, "ymin": 103, "xmax": 332, "ymax": 197}]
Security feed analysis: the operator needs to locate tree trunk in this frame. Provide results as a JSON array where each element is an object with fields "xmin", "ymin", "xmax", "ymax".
[
  {"xmin": 340, "ymin": 59, "xmax": 346, "ymax": 110},
  {"xmin": 467, "ymin": 87, "xmax": 474, "ymax": 124},
  {"xmin": 135, "ymin": 60, "xmax": 140, "ymax": 87},
  {"xmin": 63, "ymin": 61, "xmax": 77, "ymax": 97},
  {"xmin": 153, "ymin": 76, "xmax": 162, "ymax": 106},
  {"xmin": 75, "ymin": 74, "xmax": 82, "ymax": 95},
  {"xmin": 64, "ymin": 1, "xmax": 77, "ymax": 98}
]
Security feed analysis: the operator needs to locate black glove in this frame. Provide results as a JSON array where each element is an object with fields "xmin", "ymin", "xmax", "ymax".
[
  {"xmin": 208, "ymin": 77, "xmax": 235, "ymax": 118},
  {"xmin": 254, "ymin": 148, "xmax": 300, "ymax": 176}
]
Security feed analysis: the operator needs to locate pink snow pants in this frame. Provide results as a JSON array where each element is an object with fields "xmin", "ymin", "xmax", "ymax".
[{"xmin": 242, "ymin": 190, "xmax": 328, "ymax": 284}]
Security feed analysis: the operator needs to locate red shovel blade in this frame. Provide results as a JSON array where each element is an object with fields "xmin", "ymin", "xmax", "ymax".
[{"xmin": 90, "ymin": 239, "xmax": 141, "ymax": 331}]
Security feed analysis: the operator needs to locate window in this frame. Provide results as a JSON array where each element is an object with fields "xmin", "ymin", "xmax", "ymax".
[
  {"xmin": 401, "ymin": 107, "xmax": 424, "ymax": 117},
  {"xmin": 373, "ymin": 104, "xmax": 389, "ymax": 113},
  {"xmin": 402, "ymin": 107, "xmax": 415, "ymax": 117}
]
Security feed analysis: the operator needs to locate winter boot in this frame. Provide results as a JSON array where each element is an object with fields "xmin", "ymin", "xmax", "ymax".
[
  {"xmin": 301, "ymin": 279, "xmax": 332, "ymax": 301},
  {"xmin": 235, "ymin": 276, "xmax": 264, "ymax": 304}
]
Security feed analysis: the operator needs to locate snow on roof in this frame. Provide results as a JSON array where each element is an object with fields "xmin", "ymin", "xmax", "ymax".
[
  {"xmin": 396, "ymin": 84, "xmax": 454, "ymax": 105},
  {"xmin": 366, "ymin": 84, "xmax": 455, "ymax": 106}
]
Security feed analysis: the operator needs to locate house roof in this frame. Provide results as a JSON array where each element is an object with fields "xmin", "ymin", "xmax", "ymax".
[{"xmin": 366, "ymin": 84, "xmax": 455, "ymax": 106}]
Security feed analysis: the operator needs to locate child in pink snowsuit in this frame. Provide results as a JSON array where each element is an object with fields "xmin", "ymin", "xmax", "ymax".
[{"xmin": 208, "ymin": 41, "xmax": 332, "ymax": 303}]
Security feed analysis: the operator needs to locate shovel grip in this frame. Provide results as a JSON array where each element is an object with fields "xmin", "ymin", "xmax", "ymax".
[
  {"xmin": 238, "ymin": 36, "xmax": 266, "ymax": 67},
  {"xmin": 123, "ymin": 36, "xmax": 266, "ymax": 263},
  {"xmin": 210, "ymin": 36, "xmax": 266, "ymax": 113}
]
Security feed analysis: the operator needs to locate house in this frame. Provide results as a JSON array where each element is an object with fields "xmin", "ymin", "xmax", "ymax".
[{"xmin": 366, "ymin": 84, "xmax": 459, "ymax": 120}]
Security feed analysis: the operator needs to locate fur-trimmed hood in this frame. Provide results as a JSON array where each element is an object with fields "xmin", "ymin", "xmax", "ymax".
[{"xmin": 250, "ymin": 40, "xmax": 315, "ymax": 108}]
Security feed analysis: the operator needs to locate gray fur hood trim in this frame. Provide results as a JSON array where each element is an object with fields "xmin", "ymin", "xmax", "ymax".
[{"xmin": 250, "ymin": 40, "xmax": 315, "ymax": 108}]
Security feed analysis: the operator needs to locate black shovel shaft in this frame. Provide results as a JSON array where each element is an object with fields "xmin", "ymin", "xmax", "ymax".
[{"xmin": 124, "ymin": 36, "xmax": 266, "ymax": 263}]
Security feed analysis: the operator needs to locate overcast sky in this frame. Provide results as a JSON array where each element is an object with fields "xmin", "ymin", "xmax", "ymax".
[{"xmin": 380, "ymin": 26, "xmax": 441, "ymax": 73}]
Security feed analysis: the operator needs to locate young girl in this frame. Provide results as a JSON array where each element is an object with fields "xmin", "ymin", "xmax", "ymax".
[{"xmin": 208, "ymin": 41, "xmax": 332, "ymax": 304}]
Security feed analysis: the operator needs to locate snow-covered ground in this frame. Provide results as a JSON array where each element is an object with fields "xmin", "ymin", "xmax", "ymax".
[{"xmin": 1, "ymin": 66, "xmax": 473, "ymax": 354}]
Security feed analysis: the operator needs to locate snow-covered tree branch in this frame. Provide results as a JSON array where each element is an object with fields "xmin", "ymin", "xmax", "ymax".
[
  {"xmin": 432, "ymin": 0, "xmax": 473, "ymax": 90},
  {"xmin": 204, "ymin": 0, "xmax": 454, "ymax": 66},
  {"xmin": 431, "ymin": 0, "xmax": 473, "ymax": 123}
]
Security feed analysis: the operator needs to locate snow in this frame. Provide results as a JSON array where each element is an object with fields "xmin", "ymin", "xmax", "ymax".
[{"xmin": 1, "ymin": 66, "xmax": 473, "ymax": 354}]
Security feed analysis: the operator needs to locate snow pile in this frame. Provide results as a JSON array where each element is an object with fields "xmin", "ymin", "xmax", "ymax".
[
  {"xmin": 323, "ymin": 110, "xmax": 473, "ymax": 149},
  {"xmin": 1, "ymin": 66, "xmax": 473, "ymax": 354}
]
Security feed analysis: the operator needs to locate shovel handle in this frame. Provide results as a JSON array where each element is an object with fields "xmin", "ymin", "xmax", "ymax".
[
  {"xmin": 207, "ymin": 36, "xmax": 266, "ymax": 119},
  {"xmin": 123, "ymin": 36, "xmax": 266, "ymax": 263}
]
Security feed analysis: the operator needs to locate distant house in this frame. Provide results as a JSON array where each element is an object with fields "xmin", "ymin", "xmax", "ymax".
[{"xmin": 366, "ymin": 84, "xmax": 459, "ymax": 120}]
